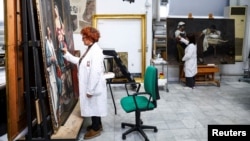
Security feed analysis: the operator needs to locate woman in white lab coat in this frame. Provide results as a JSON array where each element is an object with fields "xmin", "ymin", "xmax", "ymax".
[
  {"xmin": 180, "ymin": 33, "xmax": 197, "ymax": 88},
  {"xmin": 62, "ymin": 27, "xmax": 107, "ymax": 139}
]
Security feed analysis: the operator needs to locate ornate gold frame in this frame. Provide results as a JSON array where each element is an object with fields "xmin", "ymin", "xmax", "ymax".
[{"xmin": 92, "ymin": 14, "xmax": 146, "ymax": 79}]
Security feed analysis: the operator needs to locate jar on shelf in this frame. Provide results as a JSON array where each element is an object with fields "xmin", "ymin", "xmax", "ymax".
[{"xmin": 159, "ymin": 72, "xmax": 164, "ymax": 79}]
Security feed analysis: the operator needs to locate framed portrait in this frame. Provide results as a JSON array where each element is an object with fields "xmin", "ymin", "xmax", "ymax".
[
  {"xmin": 35, "ymin": 0, "xmax": 78, "ymax": 133},
  {"xmin": 112, "ymin": 52, "xmax": 128, "ymax": 78},
  {"xmin": 167, "ymin": 18, "xmax": 235, "ymax": 65}
]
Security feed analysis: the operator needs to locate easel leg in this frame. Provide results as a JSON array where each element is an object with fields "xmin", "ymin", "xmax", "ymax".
[{"xmin": 108, "ymin": 82, "xmax": 117, "ymax": 115}]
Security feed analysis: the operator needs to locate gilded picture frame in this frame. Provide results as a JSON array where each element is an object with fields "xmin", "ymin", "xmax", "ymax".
[{"xmin": 92, "ymin": 14, "xmax": 146, "ymax": 79}]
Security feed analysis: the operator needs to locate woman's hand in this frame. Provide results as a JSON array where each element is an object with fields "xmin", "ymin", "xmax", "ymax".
[
  {"xmin": 50, "ymin": 56, "xmax": 56, "ymax": 62},
  {"xmin": 61, "ymin": 46, "xmax": 68, "ymax": 54}
]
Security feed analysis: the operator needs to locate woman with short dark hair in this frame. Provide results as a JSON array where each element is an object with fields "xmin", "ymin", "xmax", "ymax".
[{"xmin": 181, "ymin": 33, "xmax": 197, "ymax": 88}]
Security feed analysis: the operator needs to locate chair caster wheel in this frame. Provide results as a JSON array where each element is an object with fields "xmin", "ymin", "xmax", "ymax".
[
  {"xmin": 154, "ymin": 128, "xmax": 158, "ymax": 132},
  {"xmin": 121, "ymin": 123, "xmax": 125, "ymax": 128},
  {"xmin": 145, "ymin": 139, "xmax": 149, "ymax": 141},
  {"xmin": 122, "ymin": 135, "xmax": 126, "ymax": 140}
]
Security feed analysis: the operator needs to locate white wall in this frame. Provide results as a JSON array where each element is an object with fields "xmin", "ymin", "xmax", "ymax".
[
  {"xmin": 96, "ymin": 0, "xmax": 151, "ymax": 14},
  {"xmin": 74, "ymin": 0, "xmax": 153, "ymax": 73},
  {"xmin": 168, "ymin": 0, "xmax": 229, "ymax": 17},
  {"xmin": 73, "ymin": 0, "xmax": 250, "ymax": 80}
]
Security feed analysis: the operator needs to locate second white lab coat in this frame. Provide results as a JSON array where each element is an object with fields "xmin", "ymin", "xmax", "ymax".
[
  {"xmin": 182, "ymin": 43, "xmax": 197, "ymax": 77},
  {"xmin": 63, "ymin": 43, "xmax": 107, "ymax": 117}
]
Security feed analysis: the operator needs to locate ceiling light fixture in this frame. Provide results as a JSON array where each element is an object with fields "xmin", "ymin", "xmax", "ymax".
[{"xmin": 145, "ymin": 0, "xmax": 150, "ymax": 9}]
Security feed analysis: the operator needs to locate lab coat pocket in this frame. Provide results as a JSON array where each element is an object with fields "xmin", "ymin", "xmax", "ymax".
[{"xmin": 93, "ymin": 81, "xmax": 104, "ymax": 96}]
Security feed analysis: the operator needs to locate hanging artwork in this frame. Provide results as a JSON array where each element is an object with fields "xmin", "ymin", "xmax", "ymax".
[
  {"xmin": 167, "ymin": 18, "xmax": 235, "ymax": 65},
  {"xmin": 35, "ymin": 0, "xmax": 78, "ymax": 133},
  {"xmin": 69, "ymin": 0, "xmax": 96, "ymax": 33}
]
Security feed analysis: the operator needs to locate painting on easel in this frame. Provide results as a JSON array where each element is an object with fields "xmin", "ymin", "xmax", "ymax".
[
  {"xmin": 166, "ymin": 17, "xmax": 235, "ymax": 65},
  {"xmin": 35, "ymin": 0, "xmax": 78, "ymax": 133}
]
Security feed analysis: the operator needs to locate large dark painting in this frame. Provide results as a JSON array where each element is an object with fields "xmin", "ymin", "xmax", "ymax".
[
  {"xmin": 36, "ymin": 0, "xmax": 78, "ymax": 133},
  {"xmin": 167, "ymin": 18, "xmax": 235, "ymax": 65}
]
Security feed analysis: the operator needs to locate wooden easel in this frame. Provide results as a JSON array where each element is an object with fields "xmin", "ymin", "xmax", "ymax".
[
  {"xmin": 208, "ymin": 13, "xmax": 214, "ymax": 19},
  {"xmin": 188, "ymin": 13, "xmax": 193, "ymax": 19},
  {"xmin": 180, "ymin": 65, "xmax": 220, "ymax": 87},
  {"xmin": 187, "ymin": 13, "xmax": 214, "ymax": 19}
]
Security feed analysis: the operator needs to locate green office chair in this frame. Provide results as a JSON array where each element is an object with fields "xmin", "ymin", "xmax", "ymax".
[{"xmin": 120, "ymin": 66, "xmax": 160, "ymax": 141}]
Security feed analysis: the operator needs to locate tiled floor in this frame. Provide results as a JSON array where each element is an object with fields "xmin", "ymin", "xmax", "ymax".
[
  {"xmin": 1, "ymin": 77, "xmax": 250, "ymax": 141},
  {"xmin": 76, "ymin": 78, "xmax": 250, "ymax": 141}
]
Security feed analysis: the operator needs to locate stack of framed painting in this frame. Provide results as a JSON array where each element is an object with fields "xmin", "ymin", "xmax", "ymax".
[{"xmin": 35, "ymin": 0, "xmax": 95, "ymax": 135}]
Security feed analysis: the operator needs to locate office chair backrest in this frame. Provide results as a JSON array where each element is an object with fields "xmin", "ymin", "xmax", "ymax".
[{"xmin": 144, "ymin": 66, "xmax": 160, "ymax": 107}]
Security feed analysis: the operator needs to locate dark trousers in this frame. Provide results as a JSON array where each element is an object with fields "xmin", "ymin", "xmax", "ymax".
[
  {"xmin": 186, "ymin": 76, "xmax": 195, "ymax": 88},
  {"xmin": 91, "ymin": 116, "xmax": 102, "ymax": 131}
]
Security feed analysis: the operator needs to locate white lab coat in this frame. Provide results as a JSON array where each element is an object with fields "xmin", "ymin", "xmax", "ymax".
[
  {"xmin": 63, "ymin": 43, "xmax": 107, "ymax": 117},
  {"xmin": 181, "ymin": 39, "xmax": 197, "ymax": 77}
]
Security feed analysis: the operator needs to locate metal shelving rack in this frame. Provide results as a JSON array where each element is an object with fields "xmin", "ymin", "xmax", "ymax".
[
  {"xmin": 151, "ymin": 59, "xmax": 169, "ymax": 92},
  {"xmin": 153, "ymin": 20, "xmax": 167, "ymax": 61}
]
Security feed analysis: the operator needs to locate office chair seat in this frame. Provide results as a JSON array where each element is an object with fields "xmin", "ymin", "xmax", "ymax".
[
  {"xmin": 120, "ymin": 96, "xmax": 155, "ymax": 112},
  {"xmin": 120, "ymin": 66, "xmax": 160, "ymax": 141}
]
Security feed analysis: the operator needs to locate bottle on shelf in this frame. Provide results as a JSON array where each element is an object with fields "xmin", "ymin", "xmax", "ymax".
[{"xmin": 159, "ymin": 72, "xmax": 164, "ymax": 79}]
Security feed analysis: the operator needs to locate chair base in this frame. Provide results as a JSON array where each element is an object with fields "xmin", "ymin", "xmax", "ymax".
[{"xmin": 121, "ymin": 122, "xmax": 158, "ymax": 141}]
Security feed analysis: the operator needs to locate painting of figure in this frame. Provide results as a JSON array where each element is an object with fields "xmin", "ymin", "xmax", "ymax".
[
  {"xmin": 167, "ymin": 18, "xmax": 235, "ymax": 65},
  {"xmin": 69, "ymin": 0, "xmax": 96, "ymax": 33},
  {"xmin": 35, "ymin": 0, "xmax": 78, "ymax": 133}
]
